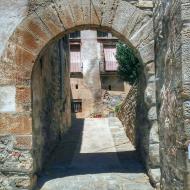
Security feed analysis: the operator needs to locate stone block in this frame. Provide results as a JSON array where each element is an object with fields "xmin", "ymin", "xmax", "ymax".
[
  {"xmin": 184, "ymin": 119, "xmax": 190, "ymax": 139},
  {"xmin": 0, "ymin": 135, "xmax": 33, "ymax": 174},
  {"xmin": 68, "ymin": 0, "xmax": 84, "ymax": 27},
  {"xmin": 16, "ymin": 65, "xmax": 32, "ymax": 87},
  {"xmin": 54, "ymin": 0, "xmax": 76, "ymax": 29},
  {"xmin": 23, "ymin": 14, "xmax": 52, "ymax": 42},
  {"xmin": 10, "ymin": 27, "xmax": 45, "ymax": 55},
  {"xmin": 81, "ymin": 0, "xmax": 91, "ymax": 25},
  {"xmin": 0, "ymin": 114, "xmax": 32, "ymax": 135},
  {"xmin": 148, "ymin": 168, "xmax": 161, "ymax": 185},
  {"xmin": 181, "ymin": 2, "xmax": 190, "ymax": 20},
  {"xmin": 138, "ymin": 40, "xmax": 154, "ymax": 64},
  {"xmin": 138, "ymin": 0, "xmax": 153, "ymax": 8},
  {"xmin": 0, "ymin": 41, "xmax": 16, "ymax": 64},
  {"xmin": 183, "ymin": 101, "xmax": 190, "ymax": 118},
  {"xmin": 89, "ymin": 3, "xmax": 100, "ymax": 26},
  {"xmin": 0, "ymin": 61, "xmax": 16, "ymax": 85},
  {"xmin": 149, "ymin": 121, "xmax": 159, "ymax": 144},
  {"xmin": 1, "ymin": 40, "xmax": 35, "ymax": 80},
  {"xmin": 182, "ymin": 49, "xmax": 190, "ymax": 84},
  {"xmin": 35, "ymin": 4, "xmax": 65, "ymax": 36},
  {"xmin": 14, "ymin": 135, "xmax": 32, "ymax": 150},
  {"xmin": 0, "ymin": 173, "xmax": 32, "ymax": 190},
  {"xmin": 101, "ymin": 0, "xmax": 119, "ymax": 28},
  {"xmin": 0, "ymin": 86, "xmax": 16, "ymax": 113},
  {"xmin": 145, "ymin": 62, "xmax": 155, "ymax": 76},
  {"xmin": 91, "ymin": 0, "xmax": 103, "ymax": 26},
  {"xmin": 145, "ymin": 82, "xmax": 156, "ymax": 108},
  {"xmin": 130, "ymin": 19, "xmax": 153, "ymax": 48},
  {"xmin": 181, "ymin": 84, "xmax": 190, "ymax": 99},
  {"xmin": 148, "ymin": 106, "xmax": 157, "ymax": 121},
  {"xmin": 0, "ymin": 0, "xmax": 27, "ymax": 56},
  {"xmin": 16, "ymin": 87, "xmax": 31, "ymax": 104},
  {"xmin": 112, "ymin": 1, "xmax": 136, "ymax": 38},
  {"xmin": 149, "ymin": 143, "xmax": 160, "ymax": 167}
]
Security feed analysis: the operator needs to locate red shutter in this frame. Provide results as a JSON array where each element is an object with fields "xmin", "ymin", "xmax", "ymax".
[
  {"xmin": 104, "ymin": 47, "xmax": 118, "ymax": 71},
  {"xmin": 70, "ymin": 46, "xmax": 81, "ymax": 73}
]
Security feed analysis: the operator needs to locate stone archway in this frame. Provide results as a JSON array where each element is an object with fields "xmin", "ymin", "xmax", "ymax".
[{"xmin": 0, "ymin": 0, "xmax": 158, "ymax": 188}]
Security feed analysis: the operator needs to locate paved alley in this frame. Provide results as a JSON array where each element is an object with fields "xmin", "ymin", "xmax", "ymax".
[{"xmin": 36, "ymin": 118, "xmax": 154, "ymax": 190}]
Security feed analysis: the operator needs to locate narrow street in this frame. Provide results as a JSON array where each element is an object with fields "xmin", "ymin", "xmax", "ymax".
[{"xmin": 36, "ymin": 118, "xmax": 154, "ymax": 190}]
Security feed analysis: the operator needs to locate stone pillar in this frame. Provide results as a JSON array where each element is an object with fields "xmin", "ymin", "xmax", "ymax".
[{"xmin": 81, "ymin": 30, "xmax": 102, "ymax": 115}]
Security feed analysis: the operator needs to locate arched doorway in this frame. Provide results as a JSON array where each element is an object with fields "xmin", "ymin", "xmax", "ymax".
[{"xmin": 0, "ymin": 1, "xmax": 158, "ymax": 189}]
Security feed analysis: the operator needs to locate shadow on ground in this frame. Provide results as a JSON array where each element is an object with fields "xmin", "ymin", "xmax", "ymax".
[{"xmin": 36, "ymin": 118, "xmax": 147, "ymax": 189}]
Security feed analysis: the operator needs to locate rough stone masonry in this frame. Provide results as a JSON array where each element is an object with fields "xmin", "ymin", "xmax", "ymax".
[{"xmin": 0, "ymin": 0, "xmax": 189, "ymax": 190}]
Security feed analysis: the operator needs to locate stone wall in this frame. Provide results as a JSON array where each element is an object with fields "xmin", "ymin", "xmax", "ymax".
[
  {"xmin": 154, "ymin": 0, "xmax": 190, "ymax": 189},
  {"xmin": 0, "ymin": 0, "xmax": 157, "ymax": 189},
  {"xmin": 117, "ymin": 82, "xmax": 160, "ymax": 186},
  {"xmin": 32, "ymin": 37, "xmax": 71, "ymax": 174},
  {"xmin": 0, "ymin": 37, "xmax": 71, "ymax": 189},
  {"xmin": 117, "ymin": 84, "xmax": 138, "ymax": 145}
]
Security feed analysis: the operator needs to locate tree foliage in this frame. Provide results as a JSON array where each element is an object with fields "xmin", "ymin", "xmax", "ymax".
[{"xmin": 116, "ymin": 42, "xmax": 141, "ymax": 85}]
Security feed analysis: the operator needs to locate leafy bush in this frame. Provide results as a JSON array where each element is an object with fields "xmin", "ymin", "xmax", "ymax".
[
  {"xmin": 115, "ymin": 103, "xmax": 122, "ymax": 113},
  {"xmin": 116, "ymin": 42, "xmax": 141, "ymax": 85}
]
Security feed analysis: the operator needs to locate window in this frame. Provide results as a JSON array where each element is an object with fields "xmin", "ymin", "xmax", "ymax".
[
  {"xmin": 75, "ymin": 84, "xmax": 78, "ymax": 89},
  {"xmin": 72, "ymin": 99, "xmax": 82, "ymax": 113},
  {"xmin": 97, "ymin": 31, "xmax": 109, "ymax": 38},
  {"xmin": 69, "ymin": 31, "xmax": 81, "ymax": 39},
  {"xmin": 97, "ymin": 31, "xmax": 114, "ymax": 38},
  {"xmin": 108, "ymin": 85, "xmax": 112, "ymax": 91},
  {"xmin": 104, "ymin": 45, "xmax": 118, "ymax": 71},
  {"xmin": 70, "ymin": 44, "xmax": 82, "ymax": 73}
]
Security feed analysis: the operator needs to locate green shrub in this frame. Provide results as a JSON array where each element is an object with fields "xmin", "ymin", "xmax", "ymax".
[
  {"xmin": 116, "ymin": 42, "xmax": 141, "ymax": 85},
  {"xmin": 115, "ymin": 104, "xmax": 122, "ymax": 113}
]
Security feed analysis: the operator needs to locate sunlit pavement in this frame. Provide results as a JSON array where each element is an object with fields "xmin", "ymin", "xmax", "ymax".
[{"xmin": 36, "ymin": 118, "xmax": 154, "ymax": 190}]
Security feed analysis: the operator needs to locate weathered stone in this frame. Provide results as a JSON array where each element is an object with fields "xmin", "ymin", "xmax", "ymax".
[
  {"xmin": 148, "ymin": 106, "xmax": 157, "ymax": 121},
  {"xmin": 145, "ymin": 83, "xmax": 156, "ymax": 108},
  {"xmin": 129, "ymin": 20, "xmax": 153, "ymax": 48},
  {"xmin": 3, "ymin": 0, "xmax": 190, "ymax": 190},
  {"xmin": 112, "ymin": 1, "xmax": 137, "ymax": 37},
  {"xmin": 138, "ymin": 41, "xmax": 154, "ymax": 64},
  {"xmin": 138, "ymin": 0, "xmax": 153, "ymax": 8},
  {"xmin": 35, "ymin": 4, "xmax": 65, "ymax": 35},
  {"xmin": 22, "ymin": 14, "xmax": 52, "ymax": 43},
  {"xmin": 0, "ymin": 114, "xmax": 32, "ymax": 135},
  {"xmin": 117, "ymin": 84, "xmax": 138, "ymax": 146},
  {"xmin": 101, "ymin": 0, "xmax": 120, "ymax": 28},
  {"xmin": 149, "ymin": 121, "xmax": 159, "ymax": 144},
  {"xmin": 149, "ymin": 144, "xmax": 160, "ymax": 167},
  {"xmin": 148, "ymin": 168, "xmax": 161, "ymax": 185},
  {"xmin": 154, "ymin": 0, "xmax": 190, "ymax": 188},
  {"xmin": 53, "ymin": 0, "xmax": 76, "ymax": 29},
  {"xmin": 183, "ymin": 101, "xmax": 190, "ymax": 118},
  {"xmin": 10, "ymin": 27, "xmax": 45, "ymax": 55},
  {"xmin": 0, "ymin": 0, "xmax": 28, "ymax": 56},
  {"xmin": 0, "ymin": 86, "xmax": 16, "ymax": 113}
]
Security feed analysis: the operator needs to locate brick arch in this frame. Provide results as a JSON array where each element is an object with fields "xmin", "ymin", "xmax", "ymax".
[{"xmin": 0, "ymin": 0, "xmax": 157, "ymax": 188}]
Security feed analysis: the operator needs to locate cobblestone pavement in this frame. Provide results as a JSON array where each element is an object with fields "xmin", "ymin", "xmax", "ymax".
[{"xmin": 36, "ymin": 118, "xmax": 154, "ymax": 190}]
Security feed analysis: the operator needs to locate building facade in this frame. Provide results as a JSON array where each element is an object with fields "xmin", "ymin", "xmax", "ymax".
[{"xmin": 69, "ymin": 30, "xmax": 130, "ymax": 118}]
